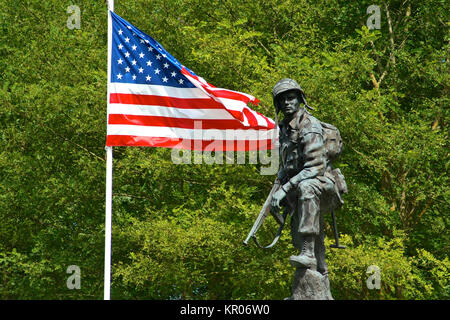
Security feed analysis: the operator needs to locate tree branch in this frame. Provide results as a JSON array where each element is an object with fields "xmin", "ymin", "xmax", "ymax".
[{"xmin": 384, "ymin": 3, "xmax": 396, "ymax": 66}]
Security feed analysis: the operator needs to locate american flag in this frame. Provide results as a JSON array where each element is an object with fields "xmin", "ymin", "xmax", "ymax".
[{"xmin": 106, "ymin": 11, "xmax": 276, "ymax": 151}]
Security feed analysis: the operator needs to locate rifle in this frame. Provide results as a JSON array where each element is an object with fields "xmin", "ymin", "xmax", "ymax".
[{"xmin": 244, "ymin": 179, "xmax": 288, "ymax": 249}]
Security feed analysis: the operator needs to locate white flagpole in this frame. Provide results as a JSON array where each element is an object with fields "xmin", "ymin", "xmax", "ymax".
[
  {"xmin": 104, "ymin": 146, "xmax": 113, "ymax": 300},
  {"xmin": 104, "ymin": 0, "xmax": 114, "ymax": 301}
]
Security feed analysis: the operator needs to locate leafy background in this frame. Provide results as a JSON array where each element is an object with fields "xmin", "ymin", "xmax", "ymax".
[{"xmin": 0, "ymin": 0, "xmax": 448, "ymax": 299}]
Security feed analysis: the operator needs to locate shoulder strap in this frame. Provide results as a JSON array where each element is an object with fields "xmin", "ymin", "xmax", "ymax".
[{"xmin": 251, "ymin": 210, "xmax": 288, "ymax": 249}]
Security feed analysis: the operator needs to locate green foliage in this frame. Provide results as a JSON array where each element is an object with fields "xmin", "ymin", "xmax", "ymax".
[
  {"xmin": 326, "ymin": 232, "xmax": 449, "ymax": 300},
  {"xmin": 113, "ymin": 215, "xmax": 291, "ymax": 299},
  {"xmin": 0, "ymin": 249, "xmax": 61, "ymax": 299},
  {"xmin": 0, "ymin": 0, "xmax": 448, "ymax": 299}
]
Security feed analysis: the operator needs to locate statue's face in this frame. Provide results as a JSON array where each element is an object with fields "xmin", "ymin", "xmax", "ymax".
[{"xmin": 278, "ymin": 90, "xmax": 300, "ymax": 117}]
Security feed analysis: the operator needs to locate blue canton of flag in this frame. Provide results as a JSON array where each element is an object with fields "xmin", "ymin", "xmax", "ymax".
[{"xmin": 110, "ymin": 12, "xmax": 195, "ymax": 88}]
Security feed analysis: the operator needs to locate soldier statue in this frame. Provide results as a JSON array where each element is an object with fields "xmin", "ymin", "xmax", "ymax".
[
  {"xmin": 269, "ymin": 78, "xmax": 347, "ymax": 277},
  {"xmin": 244, "ymin": 78, "xmax": 347, "ymax": 299}
]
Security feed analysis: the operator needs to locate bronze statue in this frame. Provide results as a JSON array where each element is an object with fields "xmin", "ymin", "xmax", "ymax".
[{"xmin": 245, "ymin": 78, "xmax": 347, "ymax": 299}]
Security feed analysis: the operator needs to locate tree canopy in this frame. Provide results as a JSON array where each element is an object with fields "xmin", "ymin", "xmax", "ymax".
[{"xmin": 0, "ymin": 0, "xmax": 448, "ymax": 299}]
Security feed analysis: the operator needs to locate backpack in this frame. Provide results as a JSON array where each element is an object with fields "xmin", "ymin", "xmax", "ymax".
[
  {"xmin": 319, "ymin": 121, "xmax": 343, "ymax": 163},
  {"xmin": 290, "ymin": 113, "xmax": 344, "ymax": 163}
]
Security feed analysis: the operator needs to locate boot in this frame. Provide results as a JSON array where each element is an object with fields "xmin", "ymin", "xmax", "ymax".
[{"xmin": 289, "ymin": 235, "xmax": 317, "ymax": 269}]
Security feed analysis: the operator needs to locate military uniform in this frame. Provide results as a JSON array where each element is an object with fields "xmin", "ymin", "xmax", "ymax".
[
  {"xmin": 278, "ymin": 109, "xmax": 338, "ymax": 273},
  {"xmin": 272, "ymin": 78, "xmax": 346, "ymax": 273}
]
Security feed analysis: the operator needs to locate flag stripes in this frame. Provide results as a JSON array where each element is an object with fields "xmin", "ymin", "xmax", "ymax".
[
  {"xmin": 106, "ymin": 136, "xmax": 275, "ymax": 151},
  {"xmin": 108, "ymin": 115, "xmax": 272, "ymax": 130}
]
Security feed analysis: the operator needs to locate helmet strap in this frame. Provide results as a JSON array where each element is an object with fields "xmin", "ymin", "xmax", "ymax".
[{"xmin": 301, "ymin": 92, "xmax": 315, "ymax": 111}]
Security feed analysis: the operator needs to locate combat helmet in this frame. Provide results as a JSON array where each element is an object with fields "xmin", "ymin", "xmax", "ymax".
[{"xmin": 272, "ymin": 78, "xmax": 313, "ymax": 114}]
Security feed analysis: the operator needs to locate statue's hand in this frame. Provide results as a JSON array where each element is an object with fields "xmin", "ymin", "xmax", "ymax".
[{"xmin": 270, "ymin": 188, "xmax": 286, "ymax": 214}]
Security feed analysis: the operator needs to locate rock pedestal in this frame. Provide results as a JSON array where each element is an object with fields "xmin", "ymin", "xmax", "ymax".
[{"xmin": 288, "ymin": 268, "xmax": 333, "ymax": 300}]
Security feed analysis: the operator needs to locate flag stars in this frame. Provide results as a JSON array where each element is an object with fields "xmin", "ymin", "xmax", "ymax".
[{"xmin": 112, "ymin": 19, "xmax": 190, "ymax": 86}]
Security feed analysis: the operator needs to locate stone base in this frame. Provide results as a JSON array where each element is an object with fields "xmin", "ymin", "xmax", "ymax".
[{"xmin": 287, "ymin": 268, "xmax": 333, "ymax": 300}]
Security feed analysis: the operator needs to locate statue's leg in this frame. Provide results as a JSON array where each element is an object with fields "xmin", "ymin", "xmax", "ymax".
[
  {"xmin": 289, "ymin": 177, "xmax": 336, "ymax": 300},
  {"xmin": 315, "ymin": 174, "xmax": 338, "ymax": 275},
  {"xmin": 290, "ymin": 206, "xmax": 302, "ymax": 250},
  {"xmin": 315, "ymin": 217, "xmax": 327, "ymax": 275},
  {"xmin": 298, "ymin": 196, "xmax": 321, "ymax": 235},
  {"xmin": 289, "ymin": 180, "xmax": 321, "ymax": 269},
  {"xmin": 288, "ymin": 188, "xmax": 302, "ymax": 251}
]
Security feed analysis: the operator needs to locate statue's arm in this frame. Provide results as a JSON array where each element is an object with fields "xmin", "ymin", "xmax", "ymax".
[{"xmin": 280, "ymin": 132, "xmax": 326, "ymax": 193}]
